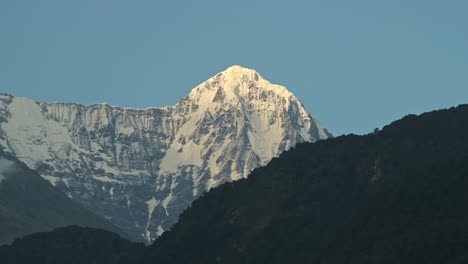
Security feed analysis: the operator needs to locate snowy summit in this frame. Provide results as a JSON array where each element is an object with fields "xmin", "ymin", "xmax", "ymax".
[{"xmin": 0, "ymin": 65, "xmax": 331, "ymax": 243}]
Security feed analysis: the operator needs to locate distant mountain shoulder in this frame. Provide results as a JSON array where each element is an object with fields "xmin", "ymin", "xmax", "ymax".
[{"xmin": 0, "ymin": 149, "xmax": 124, "ymax": 245}]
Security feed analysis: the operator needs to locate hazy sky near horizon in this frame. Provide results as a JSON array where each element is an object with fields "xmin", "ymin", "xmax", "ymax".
[{"xmin": 1, "ymin": 0, "xmax": 467, "ymax": 135}]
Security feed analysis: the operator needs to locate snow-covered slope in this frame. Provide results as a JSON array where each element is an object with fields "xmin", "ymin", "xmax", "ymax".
[{"xmin": 0, "ymin": 65, "xmax": 331, "ymax": 243}]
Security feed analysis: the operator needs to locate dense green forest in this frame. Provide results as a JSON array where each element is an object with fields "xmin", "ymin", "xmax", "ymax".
[{"xmin": 2, "ymin": 104, "xmax": 468, "ymax": 263}]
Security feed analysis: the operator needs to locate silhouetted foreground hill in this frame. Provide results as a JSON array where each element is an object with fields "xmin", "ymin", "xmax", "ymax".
[
  {"xmin": 1, "ymin": 105, "xmax": 468, "ymax": 263},
  {"xmin": 0, "ymin": 226, "xmax": 145, "ymax": 264},
  {"xmin": 141, "ymin": 105, "xmax": 468, "ymax": 263}
]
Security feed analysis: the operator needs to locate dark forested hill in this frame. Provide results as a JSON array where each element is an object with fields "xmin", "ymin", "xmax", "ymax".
[
  {"xmin": 141, "ymin": 105, "xmax": 468, "ymax": 264},
  {"xmin": 0, "ymin": 226, "xmax": 145, "ymax": 264},
  {"xmin": 0, "ymin": 151, "xmax": 123, "ymax": 245}
]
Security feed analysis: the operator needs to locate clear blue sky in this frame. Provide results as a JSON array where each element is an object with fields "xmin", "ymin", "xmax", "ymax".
[{"xmin": 1, "ymin": 0, "xmax": 467, "ymax": 135}]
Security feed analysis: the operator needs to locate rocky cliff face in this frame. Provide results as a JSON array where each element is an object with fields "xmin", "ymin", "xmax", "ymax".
[{"xmin": 0, "ymin": 65, "xmax": 331, "ymax": 243}]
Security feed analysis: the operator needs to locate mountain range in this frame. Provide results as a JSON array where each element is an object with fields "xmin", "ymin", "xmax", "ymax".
[
  {"xmin": 2, "ymin": 104, "xmax": 467, "ymax": 263},
  {"xmin": 142, "ymin": 104, "xmax": 468, "ymax": 263},
  {"xmin": 0, "ymin": 65, "xmax": 330, "ymax": 242}
]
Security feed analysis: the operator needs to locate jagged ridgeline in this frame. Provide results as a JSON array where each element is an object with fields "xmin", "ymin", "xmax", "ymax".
[
  {"xmin": 2, "ymin": 104, "xmax": 468, "ymax": 263},
  {"xmin": 0, "ymin": 65, "xmax": 331, "ymax": 243}
]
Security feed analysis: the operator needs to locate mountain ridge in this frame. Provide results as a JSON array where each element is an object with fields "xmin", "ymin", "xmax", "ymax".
[
  {"xmin": 0, "ymin": 65, "xmax": 330, "ymax": 243},
  {"xmin": 1, "ymin": 104, "xmax": 467, "ymax": 263}
]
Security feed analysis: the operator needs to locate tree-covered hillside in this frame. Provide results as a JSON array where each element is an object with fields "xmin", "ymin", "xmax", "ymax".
[
  {"xmin": 141, "ymin": 105, "xmax": 468, "ymax": 264},
  {"xmin": 0, "ymin": 226, "xmax": 145, "ymax": 264}
]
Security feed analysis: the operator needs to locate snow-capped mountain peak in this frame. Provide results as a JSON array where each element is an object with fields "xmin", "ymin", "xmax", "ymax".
[
  {"xmin": 186, "ymin": 65, "xmax": 294, "ymax": 106},
  {"xmin": 0, "ymin": 66, "xmax": 330, "ymax": 243}
]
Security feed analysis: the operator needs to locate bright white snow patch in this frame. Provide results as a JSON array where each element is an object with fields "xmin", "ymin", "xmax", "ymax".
[
  {"xmin": 156, "ymin": 225, "xmax": 164, "ymax": 236},
  {"xmin": 95, "ymin": 161, "xmax": 120, "ymax": 175},
  {"xmin": 1, "ymin": 97, "xmax": 77, "ymax": 169},
  {"xmin": 145, "ymin": 197, "xmax": 159, "ymax": 243},
  {"xmin": 159, "ymin": 141, "xmax": 203, "ymax": 174},
  {"xmin": 246, "ymin": 111, "xmax": 283, "ymax": 164},
  {"xmin": 41, "ymin": 175, "xmax": 60, "ymax": 186}
]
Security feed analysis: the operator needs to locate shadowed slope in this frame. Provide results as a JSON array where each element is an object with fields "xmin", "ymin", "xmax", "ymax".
[
  {"xmin": 141, "ymin": 104, "xmax": 468, "ymax": 263},
  {"xmin": 0, "ymin": 151, "xmax": 123, "ymax": 245},
  {"xmin": 0, "ymin": 226, "xmax": 145, "ymax": 264}
]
